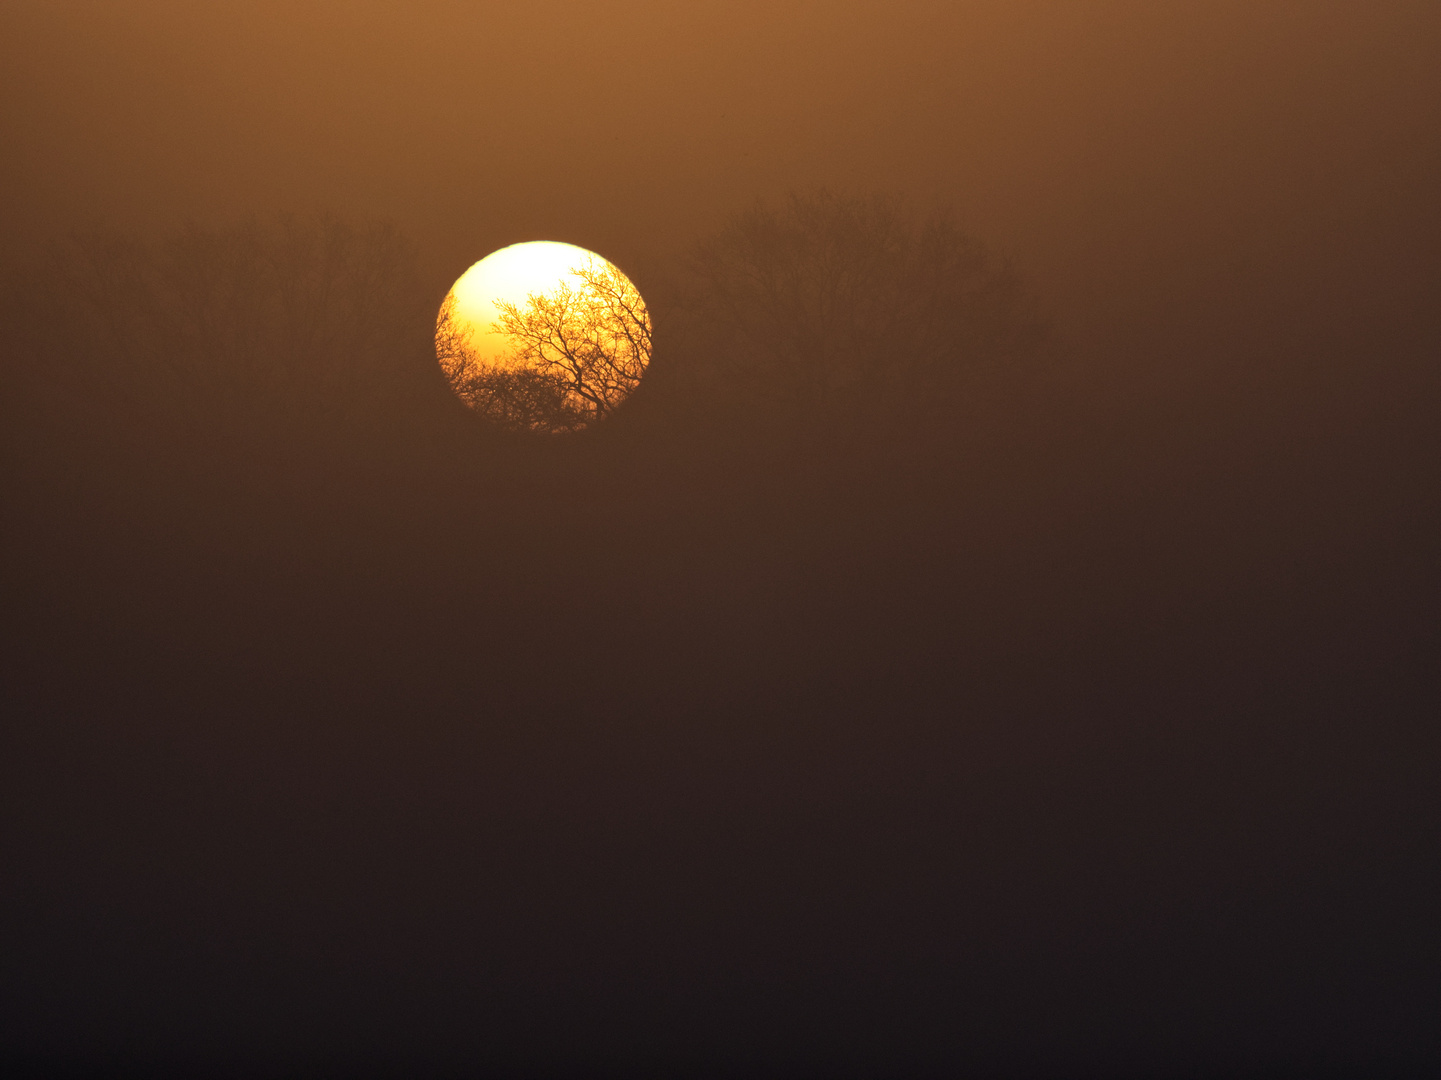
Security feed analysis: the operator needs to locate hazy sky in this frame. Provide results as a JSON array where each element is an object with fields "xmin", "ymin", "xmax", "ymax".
[
  {"xmin": 4, "ymin": 6, "xmax": 1440, "ymax": 1073},
  {"xmin": 4, "ymin": 0, "xmax": 1437, "ymax": 352}
]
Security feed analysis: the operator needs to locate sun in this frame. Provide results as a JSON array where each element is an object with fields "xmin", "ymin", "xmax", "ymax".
[
  {"xmin": 446, "ymin": 241, "xmax": 598, "ymax": 365},
  {"xmin": 436, "ymin": 242, "xmax": 651, "ymax": 433}
]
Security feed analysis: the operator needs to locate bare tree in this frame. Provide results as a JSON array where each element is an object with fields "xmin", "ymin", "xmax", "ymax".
[
  {"xmin": 673, "ymin": 191, "xmax": 1049, "ymax": 451},
  {"xmin": 51, "ymin": 215, "xmax": 426, "ymax": 421},
  {"xmin": 437, "ymin": 256, "xmax": 652, "ymax": 434}
]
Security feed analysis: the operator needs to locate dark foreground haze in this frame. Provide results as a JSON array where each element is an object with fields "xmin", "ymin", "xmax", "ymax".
[{"xmin": 2, "ymin": 2, "xmax": 1439, "ymax": 1077}]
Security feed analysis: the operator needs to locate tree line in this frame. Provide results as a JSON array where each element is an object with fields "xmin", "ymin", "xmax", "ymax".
[{"xmin": 1, "ymin": 193, "xmax": 1054, "ymax": 492}]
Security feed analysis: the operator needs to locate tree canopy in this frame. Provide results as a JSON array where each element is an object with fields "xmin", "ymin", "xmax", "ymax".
[{"xmin": 671, "ymin": 191, "xmax": 1049, "ymax": 452}]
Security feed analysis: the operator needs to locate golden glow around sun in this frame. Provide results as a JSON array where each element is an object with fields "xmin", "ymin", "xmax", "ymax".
[{"xmin": 436, "ymin": 241, "xmax": 652, "ymax": 434}]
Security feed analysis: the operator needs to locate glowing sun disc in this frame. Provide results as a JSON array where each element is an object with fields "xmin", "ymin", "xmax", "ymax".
[{"xmin": 436, "ymin": 240, "xmax": 652, "ymax": 434}]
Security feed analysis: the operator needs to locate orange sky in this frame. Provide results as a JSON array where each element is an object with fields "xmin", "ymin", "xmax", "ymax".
[{"xmin": 2, "ymin": 2, "xmax": 1437, "ymax": 359}]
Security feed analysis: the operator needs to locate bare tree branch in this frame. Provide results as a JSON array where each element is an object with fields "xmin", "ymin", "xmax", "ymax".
[{"xmin": 437, "ymin": 255, "xmax": 652, "ymax": 434}]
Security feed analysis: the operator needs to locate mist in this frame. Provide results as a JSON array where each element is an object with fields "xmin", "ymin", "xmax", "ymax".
[{"xmin": 2, "ymin": 2, "xmax": 1439, "ymax": 1077}]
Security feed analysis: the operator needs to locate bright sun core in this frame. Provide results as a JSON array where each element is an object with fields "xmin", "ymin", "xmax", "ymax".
[{"xmin": 447, "ymin": 241, "xmax": 605, "ymax": 363}]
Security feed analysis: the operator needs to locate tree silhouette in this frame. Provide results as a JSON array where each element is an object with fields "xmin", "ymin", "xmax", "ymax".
[
  {"xmin": 42, "ymin": 215, "xmax": 427, "ymax": 426},
  {"xmin": 672, "ymin": 191, "xmax": 1048, "ymax": 452},
  {"xmin": 436, "ymin": 257, "xmax": 652, "ymax": 434}
]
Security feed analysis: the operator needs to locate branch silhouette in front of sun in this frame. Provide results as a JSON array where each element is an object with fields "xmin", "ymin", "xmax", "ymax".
[{"xmin": 437, "ymin": 256, "xmax": 652, "ymax": 434}]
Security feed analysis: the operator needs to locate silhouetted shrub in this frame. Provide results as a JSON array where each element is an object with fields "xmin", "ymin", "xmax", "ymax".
[
  {"xmin": 8, "ymin": 216, "xmax": 436, "ymax": 456},
  {"xmin": 664, "ymin": 191, "xmax": 1050, "ymax": 467}
]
